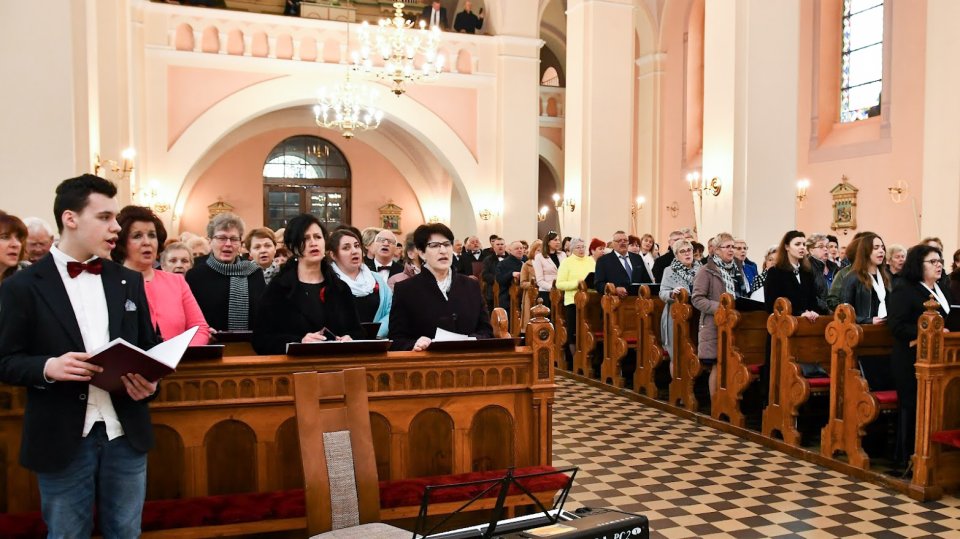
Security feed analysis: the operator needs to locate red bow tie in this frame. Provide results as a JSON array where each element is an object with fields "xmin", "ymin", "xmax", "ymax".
[{"xmin": 66, "ymin": 259, "xmax": 103, "ymax": 278}]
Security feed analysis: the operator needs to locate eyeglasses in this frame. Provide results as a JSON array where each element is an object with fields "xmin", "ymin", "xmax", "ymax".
[
  {"xmin": 925, "ymin": 259, "xmax": 945, "ymax": 266},
  {"xmin": 718, "ymin": 244, "xmax": 735, "ymax": 249},
  {"xmin": 212, "ymin": 235, "xmax": 242, "ymax": 244},
  {"xmin": 426, "ymin": 241, "xmax": 452, "ymax": 250},
  {"xmin": 375, "ymin": 237, "xmax": 394, "ymax": 244},
  {"xmin": 676, "ymin": 248, "xmax": 694, "ymax": 254}
]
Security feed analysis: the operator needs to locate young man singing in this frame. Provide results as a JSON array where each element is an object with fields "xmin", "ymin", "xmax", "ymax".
[{"xmin": 0, "ymin": 174, "xmax": 159, "ymax": 537}]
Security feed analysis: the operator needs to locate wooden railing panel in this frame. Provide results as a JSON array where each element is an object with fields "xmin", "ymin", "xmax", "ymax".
[
  {"xmin": 600, "ymin": 283, "xmax": 634, "ymax": 387},
  {"xmin": 667, "ymin": 288, "xmax": 701, "ymax": 411},
  {"xmin": 634, "ymin": 286, "xmax": 666, "ymax": 398},
  {"xmin": 573, "ymin": 281, "xmax": 602, "ymax": 378},
  {"xmin": 550, "ymin": 284, "xmax": 568, "ymax": 370},
  {"xmin": 712, "ymin": 293, "xmax": 767, "ymax": 427}
]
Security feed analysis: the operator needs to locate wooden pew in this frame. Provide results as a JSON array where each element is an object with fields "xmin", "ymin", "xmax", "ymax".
[
  {"xmin": 762, "ymin": 297, "xmax": 834, "ymax": 446},
  {"xmin": 912, "ymin": 300, "xmax": 960, "ymax": 500},
  {"xmin": 713, "ymin": 293, "xmax": 768, "ymax": 427},
  {"xmin": 550, "ymin": 284, "xmax": 568, "ymax": 370},
  {"xmin": 573, "ymin": 281, "xmax": 603, "ymax": 378},
  {"xmin": 509, "ymin": 275, "xmax": 523, "ymax": 337},
  {"xmin": 667, "ymin": 288, "xmax": 701, "ymax": 411},
  {"xmin": 633, "ymin": 285, "xmax": 667, "ymax": 398},
  {"xmin": 599, "ymin": 283, "xmax": 638, "ymax": 387},
  {"xmin": 820, "ymin": 304, "xmax": 898, "ymax": 470},
  {"xmin": 0, "ymin": 316, "xmax": 557, "ymax": 534}
]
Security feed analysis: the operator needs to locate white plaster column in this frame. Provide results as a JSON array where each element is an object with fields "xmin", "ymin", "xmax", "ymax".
[
  {"xmin": 494, "ymin": 3, "xmax": 541, "ymax": 243},
  {"xmin": 635, "ymin": 52, "xmax": 665, "ymax": 237},
  {"xmin": 701, "ymin": 0, "xmax": 799, "ymax": 250},
  {"xmin": 920, "ymin": 0, "xmax": 960, "ymax": 250},
  {"xmin": 564, "ymin": 0, "xmax": 636, "ymax": 241}
]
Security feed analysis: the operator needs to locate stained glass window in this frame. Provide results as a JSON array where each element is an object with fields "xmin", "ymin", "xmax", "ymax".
[{"xmin": 841, "ymin": 0, "xmax": 883, "ymax": 123}]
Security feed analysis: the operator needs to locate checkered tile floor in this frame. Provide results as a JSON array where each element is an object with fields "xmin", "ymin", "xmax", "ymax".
[{"xmin": 552, "ymin": 376, "xmax": 960, "ymax": 538}]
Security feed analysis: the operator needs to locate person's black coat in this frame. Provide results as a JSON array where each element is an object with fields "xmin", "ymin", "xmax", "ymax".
[
  {"xmin": 594, "ymin": 251, "xmax": 652, "ymax": 294},
  {"xmin": 420, "ymin": 5, "xmax": 449, "ymax": 29},
  {"xmin": 388, "ymin": 269, "xmax": 493, "ymax": 351},
  {"xmin": 887, "ymin": 280, "xmax": 952, "ymax": 377},
  {"xmin": 763, "ymin": 266, "xmax": 827, "ymax": 315},
  {"xmin": 0, "ymin": 256, "xmax": 159, "ymax": 473},
  {"xmin": 496, "ymin": 255, "xmax": 524, "ymax": 308},
  {"xmin": 363, "ymin": 257, "xmax": 404, "ymax": 277},
  {"xmin": 840, "ymin": 273, "xmax": 890, "ymax": 324},
  {"xmin": 185, "ymin": 261, "xmax": 266, "ymax": 331},
  {"xmin": 458, "ymin": 249, "xmax": 484, "ymax": 277},
  {"xmin": 481, "ymin": 254, "xmax": 505, "ymax": 305},
  {"xmin": 652, "ymin": 248, "xmax": 674, "ymax": 282},
  {"xmin": 252, "ymin": 260, "xmax": 363, "ymax": 355}
]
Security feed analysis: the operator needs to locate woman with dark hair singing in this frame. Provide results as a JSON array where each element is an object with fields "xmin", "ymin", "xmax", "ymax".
[
  {"xmin": 252, "ymin": 214, "xmax": 363, "ymax": 354},
  {"xmin": 762, "ymin": 230, "xmax": 826, "ymax": 319},
  {"xmin": 388, "ymin": 223, "xmax": 492, "ymax": 351},
  {"xmin": 840, "ymin": 232, "xmax": 891, "ymax": 324},
  {"xmin": 327, "ymin": 227, "xmax": 391, "ymax": 337}
]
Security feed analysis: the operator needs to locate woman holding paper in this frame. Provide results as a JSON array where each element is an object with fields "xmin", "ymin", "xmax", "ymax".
[
  {"xmin": 252, "ymin": 214, "xmax": 363, "ymax": 355},
  {"xmin": 113, "ymin": 206, "xmax": 210, "ymax": 345},
  {"xmin": 388, "ymin": 223, "xmax": 493, "ymax": 351}
]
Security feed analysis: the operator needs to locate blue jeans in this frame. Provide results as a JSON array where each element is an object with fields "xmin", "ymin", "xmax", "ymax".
[{"xmin": 36, "ymin": 422, "xmax": 147, "ymax": 539}]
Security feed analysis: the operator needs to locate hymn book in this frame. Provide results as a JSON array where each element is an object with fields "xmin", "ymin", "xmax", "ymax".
[{"xmin": 87, "ymin": 326, "xmax": 200, "ymax": 392}]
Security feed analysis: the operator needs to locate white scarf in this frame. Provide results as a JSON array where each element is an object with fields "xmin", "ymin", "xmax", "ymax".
[
  {"xmin": 641, "ymin": 252, "xmax": 656, "ymax": 282},
  {"xmin": 331, "ymin": 261, "xmax": 377, "ymax": 297},
  {"xmin": 923, "ymin": 282, "xmax": 951, "ymax": 314},
  {"xmin": 437, "ymin": 269, "xmax": 453, "ymax": 300},
  {"xmin": 871, "ymin": 271, "xmax": 887, "ymax": 318}
]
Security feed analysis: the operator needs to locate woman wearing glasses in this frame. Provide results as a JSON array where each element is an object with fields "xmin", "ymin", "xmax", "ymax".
[
  {"xmin": 887, "ymin": 244, "xmax": 953, "ymax": 473},
  {"xmin": 252, "ymin": 214, "xmax": 363, "ymax": 355},
  {"xmin": 389, "ymin": 223, "xmax": 492, "ymax": 351},
  {"xmin": 185, "ymin": 213, "xmax": 266, "ymax": 332},
  {"xmin": 659, "ymin": 238, "xmax": 700, "ymax": 374}
]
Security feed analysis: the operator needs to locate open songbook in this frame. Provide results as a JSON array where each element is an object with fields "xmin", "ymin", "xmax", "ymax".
[{"xmin": 87, "ymin": 326, "xmax": 200, "ymax": 393}]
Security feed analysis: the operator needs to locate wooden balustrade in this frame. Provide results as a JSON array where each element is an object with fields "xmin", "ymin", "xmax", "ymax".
[
  {"xmin": 761, "ymin": 298, "xmax": 834, "ymax": 446},
  {"xmin": 573, "ymin": 281, "xmax": 602, "ymax": 378},
  {"xmin": 667, "ymin": 288, "xmax": 701, "ymax": 411},
  {"xmin": 633, "ymin": 286, "xmax": 666, "ymax": 398},
  {"xmin": 713, "ymin": 293, "xmax": 768, "ymax": 427}
]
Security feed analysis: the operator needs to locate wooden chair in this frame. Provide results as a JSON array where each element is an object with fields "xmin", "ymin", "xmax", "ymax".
[
  {"xmin": 633, "ymin": 285, "xmax": 667, "ymax": 399},
  {"xmin": 293, "ymin": 368, "xmax": 408, "ymax": 538},
  {"xmin": 821, "ymin": 304, "xmax": 898, "ymax": 470},
  {"xmin": 667, "ymin": 288, "xmax": 702, "ymax": 411}
]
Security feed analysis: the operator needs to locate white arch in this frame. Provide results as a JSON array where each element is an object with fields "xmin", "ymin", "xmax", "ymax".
[
  {"xmin": 161, "ymin": 72, "xmax": 480, "ymax": 228},
  {"xmin": 538, "ymin": 136, "xmax": 564, "ymax": 190}
]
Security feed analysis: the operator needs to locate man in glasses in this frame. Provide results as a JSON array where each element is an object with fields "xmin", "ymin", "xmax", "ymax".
[
  {"xmin": 363, "ymin": 229, "xmax": 404, "ymax": 278},
  {"xmin": 595, "ymin": 230, "xmax": 652, "ymax": 297}
]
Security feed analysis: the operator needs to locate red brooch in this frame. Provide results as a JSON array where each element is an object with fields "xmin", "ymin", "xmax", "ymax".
[
  {"xmin": 373, "ymin": 281, "xmax": 380, "ymax": 294},
  {"xmin": 319, "ymin": 286, "xmax": 327, "ymax": 303}
]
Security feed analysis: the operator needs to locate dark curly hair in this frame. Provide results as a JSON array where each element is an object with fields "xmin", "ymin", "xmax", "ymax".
[{"xmin": 112, "ymin": 205, "xmax": 167, "ymax": 263}]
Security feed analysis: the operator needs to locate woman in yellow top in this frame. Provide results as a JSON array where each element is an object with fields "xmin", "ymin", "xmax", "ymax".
[{"xmin": 554, "ymin": 238, "xmax": 596, "ymax": 365}]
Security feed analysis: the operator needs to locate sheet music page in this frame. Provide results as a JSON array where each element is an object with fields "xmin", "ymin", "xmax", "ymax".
[
  {"xmin": 434, "ymin": 328, "xmax": 476, "ymax": 342},
  {"xmin": 146, "ymin": 326, "xmax": 200, "ymax": 368}
]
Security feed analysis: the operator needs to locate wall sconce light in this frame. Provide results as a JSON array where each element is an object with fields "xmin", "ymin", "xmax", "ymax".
[
  {"xmin": 552, "ymin": 193, "xmax": 576, "ymax": 213},
  {"xmin": 428, "ymin": 216, "xmax": 441, "ymax": 224},
  {"xmin": 665, "ymin": 201, "xmax": 680, "ymax": 218},
  {"xmin": 888, "ymin": 180, "xmax": 908, "ymax": 204},
  {"xmin": 630, "ymin": 196, "xmax": 646, "ymax": 234},
  {"xmin": 138, "ymin": 180, "xmax": 171, "ymax": 214},
  {"xmin": 796, "ymin": 179, "xmax": 810, "ymax": 208},
  {"xmin": 478, "ymin": 208, "xmax": 493, "ymax": 221},
  {"xmin": 94, "ymin": 148, "xmax": 136, "ymax": 180},
  {"xmin": 537, "ymin": 205, "xmax": 549, "ymax": 222},
  {"xmin": 686, "ymin": 171, "xmax": 721, "ymax": 197}
]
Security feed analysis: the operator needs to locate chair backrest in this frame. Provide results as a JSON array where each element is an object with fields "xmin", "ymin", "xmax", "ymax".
[{"xmin": 293, "ymin": 368, "xmax": 381, "ymax": 536}]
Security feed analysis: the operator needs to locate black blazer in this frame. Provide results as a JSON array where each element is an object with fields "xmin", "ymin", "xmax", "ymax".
[
  {"xmin": 652, "ymin": 249, "xmax": 675, "ymax": 283},
  {"xmin": 0, "ymin": 256, "xmax": 159, "ymax": 473},
  {"xmin": 388, "ymin": 270, "xmax": 493, "ymax": 351},
  {"xmin": 420, "ymin": 5, "xmax": 449, "ymax": 29},
  {"xmin": 185, "ymin": 262, "xmax": 266, "ymax": 331},
  {"xmin": 252, "ymin": 261, "xmax": 363, "ymax": 355},
  {"xmin": 887, "ymin": 280, "xmax": 953, "ymax": 370},
  {"xmin": 496, "ymin": 255, "xmax": 524, "ymax": 308},
  {"xmin": 594, "ymin": 251, "xmax": 653, "ymax": 294},
  {"xmin": 840, "ymin": 273, "xmax": 890, "ymax": 324},
  {"xmin": 763, "ymin": 266, "xmax": 827, "ymax": 315},
  {"xmin": 458, "ymin": 250, "xmax": 484, "ymax": 277}
]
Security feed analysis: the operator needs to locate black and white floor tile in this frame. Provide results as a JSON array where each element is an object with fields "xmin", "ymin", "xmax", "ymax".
[{"xmin": 552, "ymin": 377, "xmax": 960, "ymax": 538}]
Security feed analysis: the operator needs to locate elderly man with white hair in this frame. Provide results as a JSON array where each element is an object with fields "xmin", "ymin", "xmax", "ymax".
[{"xmin": 22, "ymin": 217, "xmax": 55, "ymax": 263}]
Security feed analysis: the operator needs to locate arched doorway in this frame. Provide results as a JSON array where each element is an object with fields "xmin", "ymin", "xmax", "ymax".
[{"xmin": 262, "ymin": 135, "xmax": 351, "ymax": 230}]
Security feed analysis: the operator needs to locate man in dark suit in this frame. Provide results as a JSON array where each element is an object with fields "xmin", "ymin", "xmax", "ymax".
[
  {"xmin": 457, "ymin": 235, "xmax": 483, "ymax": 276},
  {"xmin": 363, "ymin": 228, "xmax": 404, "ymax": 278},
  {"xmin": 496, "ymin": 240, "xmax": 525, "ymax": 313},
  {"xmin": 420, "ymin": 1, "xmax": 449, "ymax": 30},
  {"xmin": 652, "ymin": 230, "xmax": 683, "ymax": 282},
  {"xmin": 480, "ymin": 234, "xmax": 500, "ymax": 260},
  {"xmin": 0, "ymin": 174, "xmax": 159, "ymax": 537},
  {"xmin": 595, "ymin": 230, "xmax": 653, "ymax": 297},
  {"xmin": 480, "ymin": 237, "xmax": 507, "ymax": 309},
  {"xmin": 454, "ymin": 1, "xmax": 484, "ymax": 33}
]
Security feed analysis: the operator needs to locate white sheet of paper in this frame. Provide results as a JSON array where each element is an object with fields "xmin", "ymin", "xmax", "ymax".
[
  {"xmin": 433, "ymin": 328, "xmax": 476, "ymax": 342},
  {"xmin": 146, "ymin": 326, "xmax": 200, "ymax": 369}
]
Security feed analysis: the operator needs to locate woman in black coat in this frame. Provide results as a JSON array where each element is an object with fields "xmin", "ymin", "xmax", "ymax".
[
  {"xmin": 763, "ymin": 230, "xmax": 827, "ymax": 319},
  {"xmin": 389, "ymin": 223, "xmax": 493, "ymax": 351},
  {"xmin": 840, "ymin": 232, "xmax": 892, "ymax": 325},
  {"xmin": 887, "ymin": 244, "xmax": 953, "ymax": 470},
  {"xmin": 252, "ymin": 214, "xmax": 362, "ymax": 355}
]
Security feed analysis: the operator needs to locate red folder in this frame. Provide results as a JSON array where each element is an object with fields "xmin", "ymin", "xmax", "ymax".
[{"xmin": 87, "ymin": 326, "xmax": 199, "ymax": 393}]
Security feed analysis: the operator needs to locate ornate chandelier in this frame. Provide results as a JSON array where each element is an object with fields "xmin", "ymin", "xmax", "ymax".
[
  {"xmin": 351, "ymin": 2, "xmax": 445, "ymax": 96},
  {"xmin": 313, "ymin": 72, "xmax": 384, "ymax": 139}
]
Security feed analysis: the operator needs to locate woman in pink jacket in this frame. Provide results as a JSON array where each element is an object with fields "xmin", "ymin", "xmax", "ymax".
[
  {"xmin": 532, "ymin": 231, "xmax": 567, "ymax": 307},
  {"xmin": 113, "ymin": 206, "xmax": 210, "ymax": 345}
]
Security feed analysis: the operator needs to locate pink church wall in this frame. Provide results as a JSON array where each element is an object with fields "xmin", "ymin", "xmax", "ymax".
[
  {"xmin": 166, "ymin": 66, "xmax": 282, "ymax": 149},
  {"xmin": 403, "ymin": 85, "xmax": 479, "ymax": 160},
  {"xmin": 795, "ymin": 0, "xmax": 927, "ymax": 247},
  {"xmin": 178, "ymin": 127, "xmax": 425, "ymax": 236},
  {"xmin": 539, "ymin": 127, "xmax": 563, "ymax": 150}
]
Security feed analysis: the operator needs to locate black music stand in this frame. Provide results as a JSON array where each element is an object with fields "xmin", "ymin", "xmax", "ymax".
[{"xmin": 412, "ymin": 466, "xmax": 578, "ymax": 539}]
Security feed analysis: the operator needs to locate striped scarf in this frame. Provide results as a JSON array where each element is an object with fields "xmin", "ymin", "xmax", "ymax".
[
  {"xmin": 206, "ymin": 256, "xmax": 259, "ymax": 330},
  {"xmin": 669, "ymin": 257, "xmax": 700, "ymax": 289},
  {"xmin": 711, "ymin": 255, "xmax": 738, "ymax": 296}
]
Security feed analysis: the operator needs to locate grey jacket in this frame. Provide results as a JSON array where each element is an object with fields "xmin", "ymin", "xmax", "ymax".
[
  {"xmin": 691, "ymin": 261, "xmax": 727, "ymax": 360},
  {"xmin": 659, "ymin": 265, "xmax": 697, "ymax": 358}
]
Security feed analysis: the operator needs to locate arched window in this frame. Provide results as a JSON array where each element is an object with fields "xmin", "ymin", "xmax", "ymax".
[
  {"xmin": 840, "ymin": 0, "xmax": 883, "ymax": 123},
  {"xmin": 262, "ymin": 135, "xmax": 351, "ymax": 231}
]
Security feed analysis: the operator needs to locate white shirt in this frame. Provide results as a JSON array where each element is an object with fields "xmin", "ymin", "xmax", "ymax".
[
  {"xmin": 871, "ymin": 271, "xmax": 887, "ymax": 318},
  {"xmin": 923, "ymin": 282, "xmax": 951, "ymax": 315},
  {"xmin": 49, "ymin": 246, "xmax": 124, "ymax": 440},
  {"xmin": 641, "ymin": 252, "xmax": 656, "ymax": 283}
]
